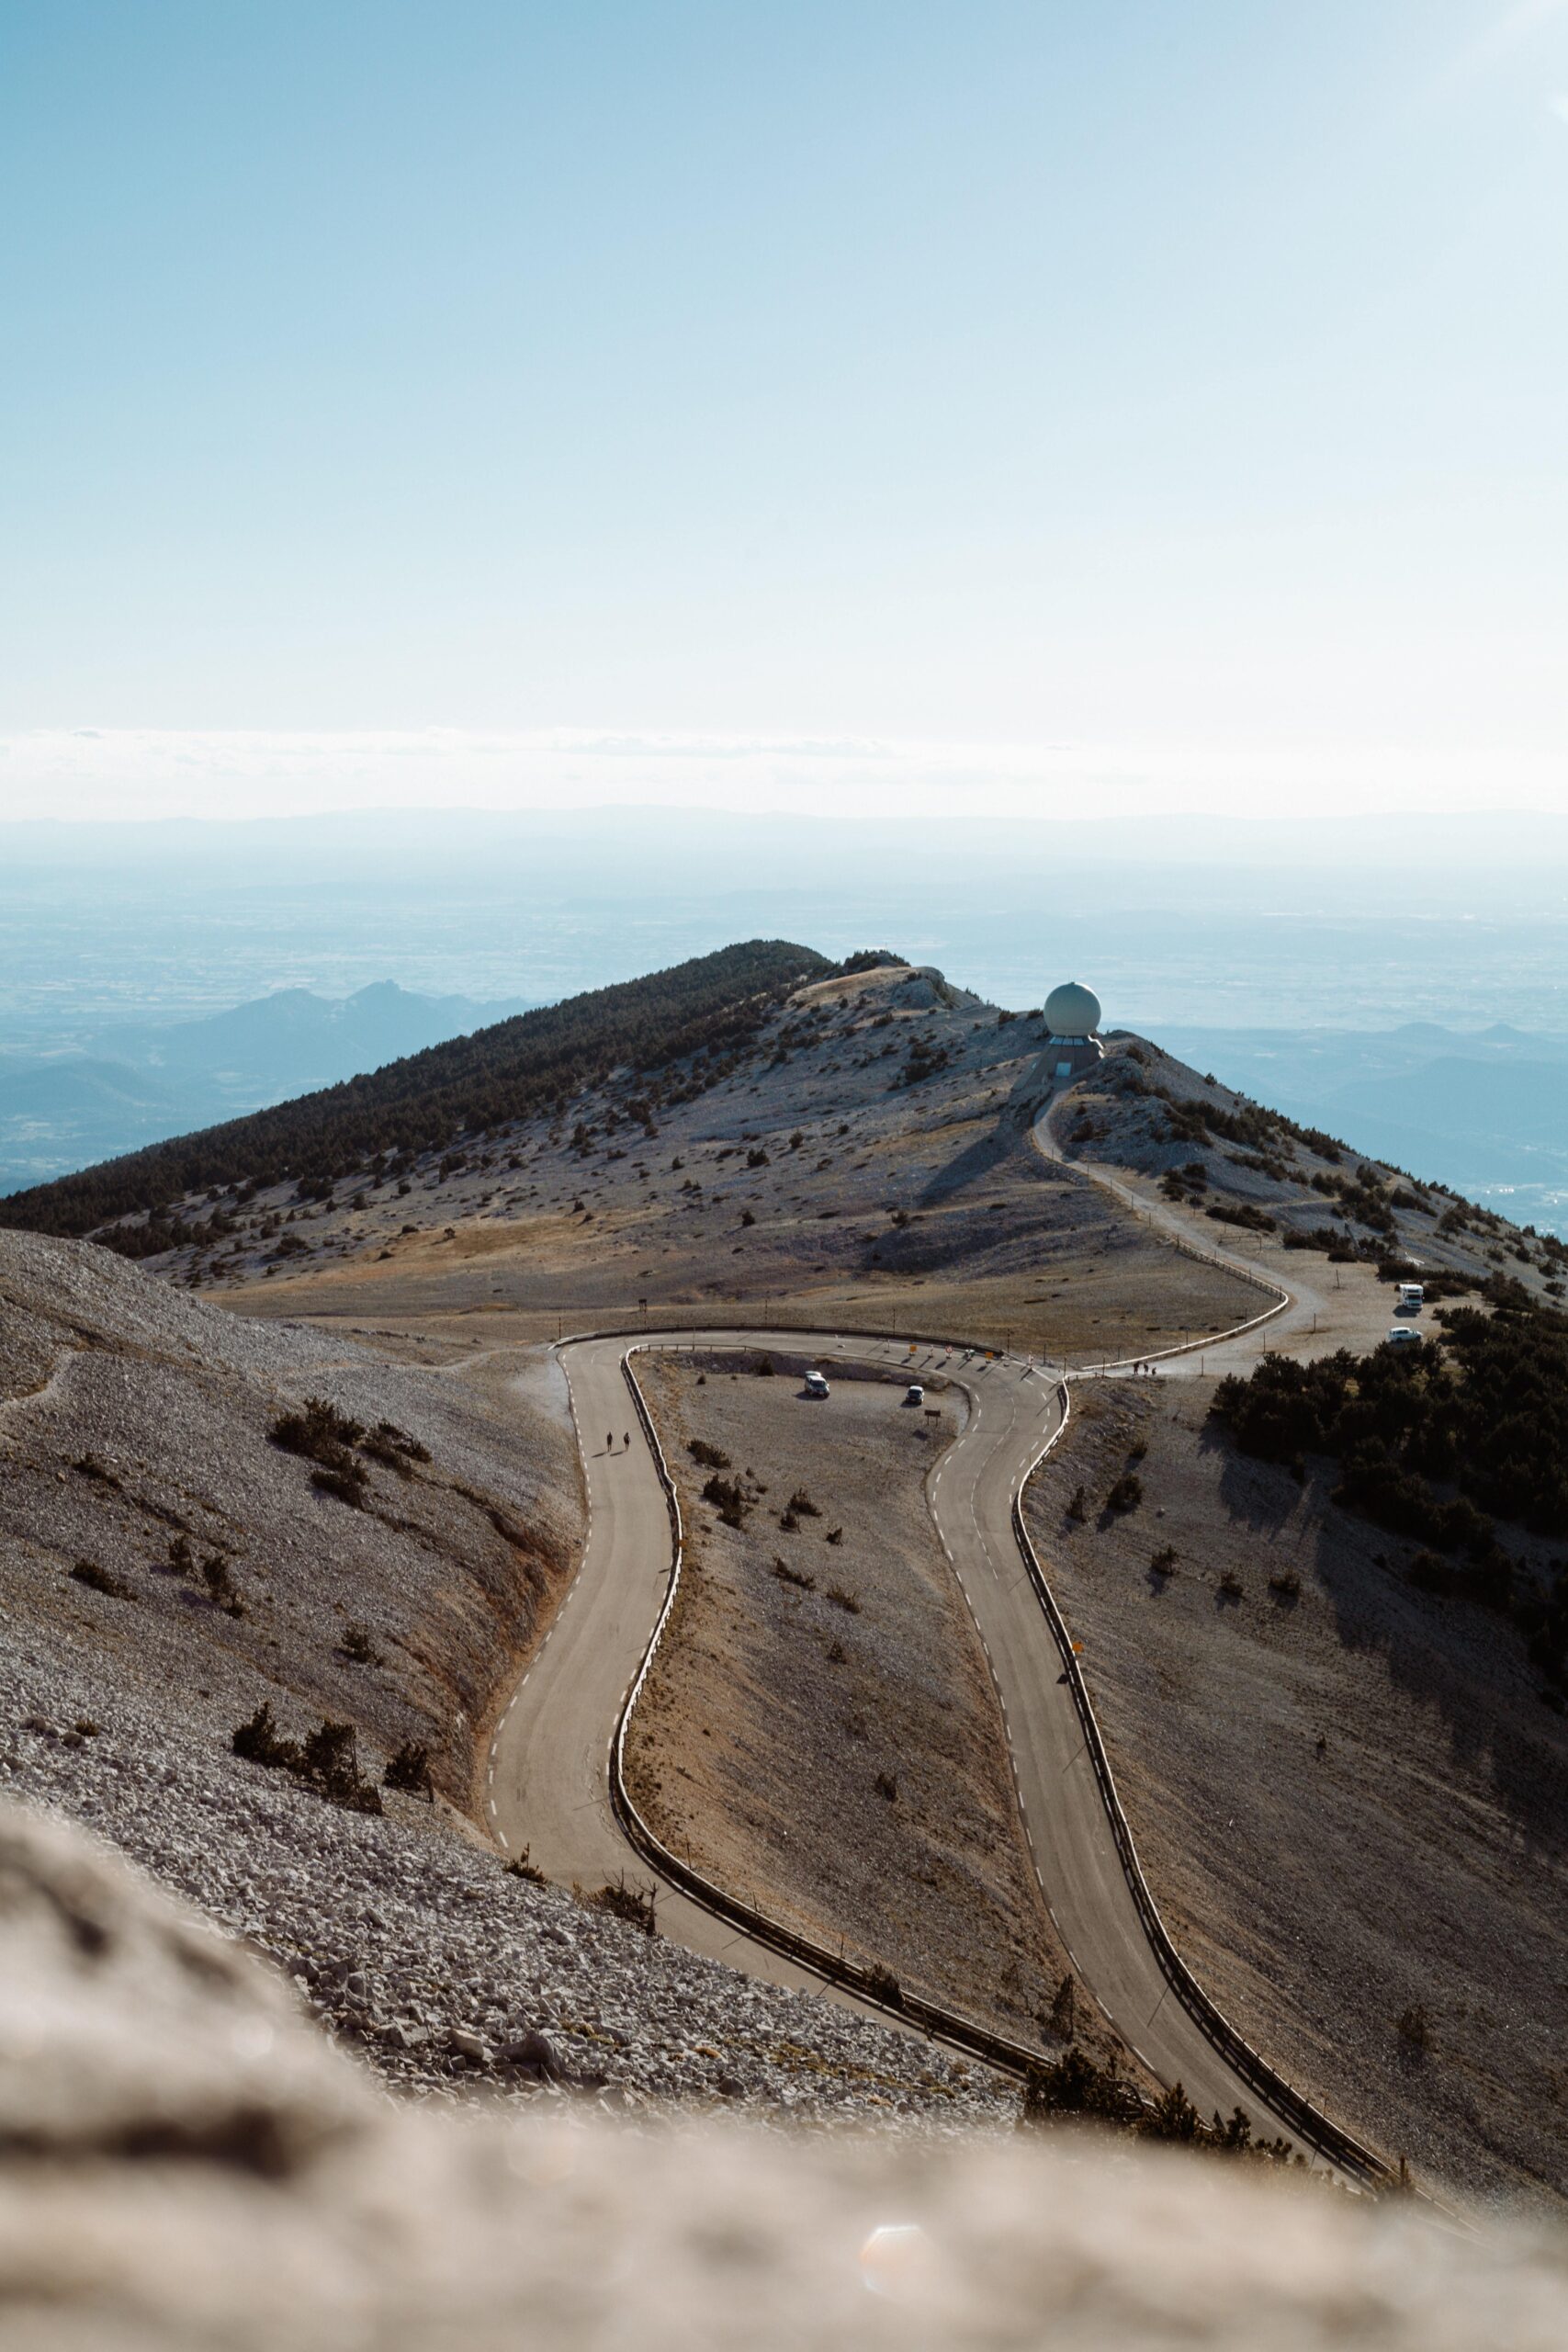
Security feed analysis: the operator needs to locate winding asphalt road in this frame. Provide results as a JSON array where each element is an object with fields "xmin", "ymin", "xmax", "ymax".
[{"xmin": 487, "ymin": 1298, "xmax": 1350, "ymax": 2156}]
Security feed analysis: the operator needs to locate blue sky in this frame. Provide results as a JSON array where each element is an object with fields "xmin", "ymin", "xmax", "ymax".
[{"xmin": 2, "ymin": 0, "xmax": 1565, "ymax": 820}]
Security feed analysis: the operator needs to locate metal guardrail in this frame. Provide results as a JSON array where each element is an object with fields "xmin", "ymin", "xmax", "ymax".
[
  {"xmin": 609, "ymin": 1345, "xmax": 1051, "ymax": 2081},
  {"xmin": 1010, "ymin": 1382, "xmax": 1391, "ymax": 2188},
  {"xmin": 599, "ymin": 1335, "xmax": 1392, "ymax": 2183}
]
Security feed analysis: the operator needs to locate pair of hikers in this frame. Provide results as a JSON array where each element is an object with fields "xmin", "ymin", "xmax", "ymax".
[{"xmin": 606, "ymin": 1429, "xmax": 631, "ymax": 1452}]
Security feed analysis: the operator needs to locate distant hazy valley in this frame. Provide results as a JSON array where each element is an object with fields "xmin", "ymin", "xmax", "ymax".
[{"xmin": 0, "ymin": 980, "xmax": 536, "ymax": 1193}]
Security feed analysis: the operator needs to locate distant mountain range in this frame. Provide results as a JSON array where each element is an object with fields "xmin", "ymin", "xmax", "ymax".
[
  {"xmin": 0, "ymin": 981, "xmax": 539, "ymax": 1194},
  {"xmin": 0, "ymin": 942, "xmax": 827, "ymax": 1231}
]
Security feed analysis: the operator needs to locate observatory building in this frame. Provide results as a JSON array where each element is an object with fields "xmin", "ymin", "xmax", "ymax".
[{"xmin": 1043, "ymin": 981, "xmax": 1103, "ymax": 1081}]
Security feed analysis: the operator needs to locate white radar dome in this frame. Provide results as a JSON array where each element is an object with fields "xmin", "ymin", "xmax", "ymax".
[{"xmin": 1044, "ymin": 981, "xmax": 1101, "ymax": 1038}]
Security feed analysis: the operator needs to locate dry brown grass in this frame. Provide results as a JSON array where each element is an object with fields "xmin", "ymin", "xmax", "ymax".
[{"xmin": 626, "ymin": 1354, "xmax": 1087, "ymax": 2051}]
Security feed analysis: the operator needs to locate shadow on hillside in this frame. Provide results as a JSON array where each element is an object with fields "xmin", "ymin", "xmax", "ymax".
[
  {"xmin": 1201, "ymin": 1420, "xmax": 1568, "ymax": 1844},
  {"xmin": 915, "ymin": 1125, "xmax": 1019, "ymax": 1207}
]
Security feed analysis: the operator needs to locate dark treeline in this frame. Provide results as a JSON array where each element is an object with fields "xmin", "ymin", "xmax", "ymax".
[
  {"xmin": 1, "ymin": 940, "xmax": 832, "ymax": 1239},
  {"xmin": 1212, "ymin": 1299, "xmax": 1568, "ymax": 1676}
]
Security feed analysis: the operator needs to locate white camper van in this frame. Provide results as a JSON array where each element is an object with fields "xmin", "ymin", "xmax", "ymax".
[{"xmin": 1398, "ymin": 1283, "xmax": 1424, "ymax": 1312}]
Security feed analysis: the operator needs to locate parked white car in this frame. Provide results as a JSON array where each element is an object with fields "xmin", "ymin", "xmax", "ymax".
[
  {"xmin": 905, "ymin": 1383, "xmax": 924, "ymax": 1405},
  {"xmin": 1387, "ymin": 1326, "xmax": 1419, "ymax": 1346},
  {"xmin": 804, "ymin": 1368, "xmax": 830, "ymax": 1398}
]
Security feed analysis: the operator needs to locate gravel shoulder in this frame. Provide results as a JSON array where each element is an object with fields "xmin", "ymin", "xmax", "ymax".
[
  {"xmin": 1023, "ymin": 1377, "xmax": 1568, "ymax": 2211},
  {"xmin": 626, "ymin": 1352, "xmax": 1085, "ymax": 2052}
]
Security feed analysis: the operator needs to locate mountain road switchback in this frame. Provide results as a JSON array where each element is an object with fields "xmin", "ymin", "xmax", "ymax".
[{"xmin": 487, "ymin": 1252, "xmax": 1388, "ymax": 2178}]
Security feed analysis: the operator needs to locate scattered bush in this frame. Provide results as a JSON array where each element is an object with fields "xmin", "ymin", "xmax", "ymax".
[
  {"xmin": 312, "ymin": 1461, "xmax": 370, "ymax": 1509},
  {"xmin": 272, "ymin": 1396, "xmax": 365, "ymax": 1463},
  {"xmin": 1149, "ymin": 1546, "xmax": 1178, "ymax": 1577},
  {"xmin": 825, "ymin": 1525, "xmax": 844, "ymax": 1545},
  {"xmin": 688, "ymin": 1439, "xmax": 730, "ymax": 1469},
  {"xmin": 231, "ymin": 1704, "xmax": 383, "ymax": 1814},
  {"xmin": 826, "ymin": 1586, "xmax": 862, "ymax": 1614},
  {"xmin": 504, "ymin": 1849, "xmax": 547, "ymax": 1884},
  {"xmin": 341, "ymin": 1621, "xmax": 380, "ymax": 1664},
  {"xmin": 863, "ymin": 1963, "xmax": 903, "ymax": 2008},
  {"xmin": 1022, "ymin": 2052, "xmax": 1297, "ymax": 2164},
  {"xmin": 273, "ymin": 1396, "xmax": 375, "ymax": 1507},
  {"xmin": 702, "ymin": 1473, "xmax": 749, "ymax": 1527},
  {"xmin": 1022, "ymin": 2046, "xmax": 1143, "ymax": 2126},
  {"xmin": 1066, "ymin": 1486, "xmax": 1088, "ymax": 1523},
  {"xmin": 773, "ymin": 1557, "xmax": 817, "ymax": 1592},
  {"xmin": 201, "ymin": 1553, "xmax": 245, "ymax": 1616},
  {"xmin": 592, "ymin": 1875, "xmax": 658, "ymax": 1937},
  {"xmin": 1217, "ymin": 1570, "xmax": 1245, "ymax": 1600},
  {"xmin": 298, "ymin": 1720, "xmax": 384, "ymax": 1812},
  {"xmin": 231, "ymin": 1701, "xmax": 300, "ymax": 1771},
  {"xmin": 1397, "ymin": 2005, "xmax": 1432, "ymax": 2054},
  {"xmin": 69, "ymin": 1559, "xmax": 136, "ymax": 1601},
  {"xmin": 874, "ymin": 1770, "xmax": 898, "ymax": 1802},
  {"xmin": 1205, "ymin": 1202, "xmax": 1277, "ymax": 1235},
  {"xmin": 1268, "ymin": 1567, "xmax": 1302, "ymax": 1600},
  {"xmin": 361, "ymin": 1419, "xmax": 432, "ymax": 1473},
  {"xmin": 1105, "ymin": 1473, "xmax": 1144, "ymax": 1514},
  {"xmin": 787, "ymin": 1487, "xmax": 821, "ymax": 1518},
  {"xmin": 384, "ymin": 1739, "xmax": 434, "ymax": 1799}
]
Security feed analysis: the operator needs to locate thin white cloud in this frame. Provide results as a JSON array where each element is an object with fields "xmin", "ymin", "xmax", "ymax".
[{"xmin": 0, "ymin": 729, "xmax": 1561, "ymax": 826}]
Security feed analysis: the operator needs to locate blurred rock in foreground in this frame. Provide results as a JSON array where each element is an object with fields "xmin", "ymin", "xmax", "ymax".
[{"xmin": 1, "ymin": 1799, "xmax": 1563, "ymax": 2352}]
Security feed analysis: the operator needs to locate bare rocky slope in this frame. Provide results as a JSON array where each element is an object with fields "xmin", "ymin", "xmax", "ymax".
[
  {"xmin": 7, "ymin": 1796, "xmax": 1568, "ymax": 2352},
  {"xmin": 154, "ymin": 963, "xmax": 1266, "ymax": 1361},
  {"xmin": 0, "ymin": 1228, "xmax": 1007, "ymax": 2127},
  {"xmin": 1024, "ymin": 1378, "xmax": 1568, "ymax": 2210}
]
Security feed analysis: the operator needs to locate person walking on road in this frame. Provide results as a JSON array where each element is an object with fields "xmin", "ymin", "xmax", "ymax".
[
  {"xmin": 606, "ymin": 1429, "xmax": 614, "ymax": 1453},
  {"xmin": 623, "ymin": 1430, "xmax": 631, "ymax": 1452}
]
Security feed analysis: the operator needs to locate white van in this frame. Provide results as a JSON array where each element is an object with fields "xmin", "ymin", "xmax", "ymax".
[
  {"xmin": 804, "ymin": 1368, "xmax": 830, "ymax": 1398},
  {"xmin": 1398, "ymin": 1283, "xmax": 1424, "ymax": 1311}
]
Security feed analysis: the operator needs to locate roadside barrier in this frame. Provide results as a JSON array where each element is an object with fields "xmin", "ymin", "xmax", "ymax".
[
  {"xmin": 609, "ymin": 1346, "xmax": 1050, "ymax": 2080},
  {"xmin": 596, "ymin": 1336, "xmax": 1391, "ymax": 2183},
  {"xmin": 1010, "ymin": 1383, "xmax": 1391, "ymax": 2188}
]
